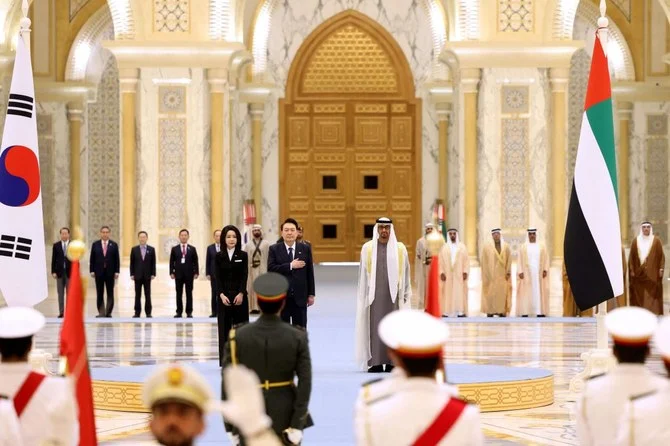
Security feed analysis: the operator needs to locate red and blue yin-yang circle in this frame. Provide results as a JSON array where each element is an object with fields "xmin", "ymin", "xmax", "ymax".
[{"xmin": 0, "ymin": 145, "xmax": 40, "ymax": 207}]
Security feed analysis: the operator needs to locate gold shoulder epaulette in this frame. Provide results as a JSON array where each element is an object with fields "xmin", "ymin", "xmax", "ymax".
[
  {"xmin": 362, "ymin": 378, "xmax": 384, "ymax": 388},
  {"xmin": 631, "ymin": 390, "xmax": 658, "ymax": 401},
  {"xmin": 587, "ymin": 373, "xmax": 606, "ymax": 381}
]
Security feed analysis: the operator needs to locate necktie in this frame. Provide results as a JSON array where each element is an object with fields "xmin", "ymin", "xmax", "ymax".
[
  {"xmin": 103, "ymin": 241, "xmax": 107, "ymax": 256},
  {"xmin": 182, "ymin": 245, "xmax": 186, "ymax": 257},
  {"xmin": 216, "ymin": 244, "xmax": 220, "ymax": 253},
  {"xmin": 141, "ymin": 245, "xmax": 146, "ymax": 260},
  {"xmin": 62, "ymin": 242, "xmax": 66, "ymax": 254},
  {"xmin": 288, "ymin": 247, "xmax": 294, "ymax": 262}
]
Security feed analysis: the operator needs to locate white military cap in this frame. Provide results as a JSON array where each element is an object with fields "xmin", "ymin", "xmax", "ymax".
[
  {"xmin": 379, "ymin": 309, "xmax": 449, "ymax": 357},
  {"xmin": 142, "ymin": 363, "xmax": 214, "ymax": 412},
  {"xmin": 606, "ymin": 307, "xmax": 658, "ymax": 346},
  {"xmin": 654, "ymin": 316, "xmax": 670, "ymax": 360},
  {"xmin": 0, "ymin": 307, "xmax": 45, "ymax": 339}
]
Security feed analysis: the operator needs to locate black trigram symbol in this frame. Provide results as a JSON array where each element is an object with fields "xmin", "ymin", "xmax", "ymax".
[
  {"xmin": 7, "ymin": 93, "xmax": 34, "ymax": 118},
  {"xmin": 0, "ymin": 234, "xmax": 32, "ymax": 260}
]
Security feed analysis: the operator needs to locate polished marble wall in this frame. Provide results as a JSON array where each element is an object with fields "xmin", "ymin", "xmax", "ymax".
[{"xmin": 249, "ymin": 0, "xmax": 442, "ymax": 236}]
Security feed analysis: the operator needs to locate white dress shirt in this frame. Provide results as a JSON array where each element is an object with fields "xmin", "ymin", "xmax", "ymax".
[{"xmin": 227, "ymin": 247, "xmax": 235, "ymax": 261}]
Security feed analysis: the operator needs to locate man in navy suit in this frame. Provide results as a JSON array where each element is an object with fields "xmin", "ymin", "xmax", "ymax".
[
  {"xmin": 169, "ymin": 229, "xmax": 199, "ymax": 318},
  {"xmin": 268, "ymin": 218, "xmax": 316, "ymax": 328},
  {"xmin": 205, "ymin": 229, "xmax": 222, "ymax": 318},
  {"xmin": 130, "ymin": 231, "xmax": 157, "ymax": 318},
  {"xmin": 51, "ymin": 227, "xmax": 71, "ymax": 318},
  {"xmin": 89, "ymin": 225, "xmax": 120, "ymax": 317}
]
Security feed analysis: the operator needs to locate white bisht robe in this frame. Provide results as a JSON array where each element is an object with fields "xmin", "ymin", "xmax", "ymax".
[
  {"xmin": 355, "ymin": 224, "xmax": 412, "ymax": 371},
  {"xmin": 517, "ymin": 240, "xmax": 550, "ymax": 316},
  {"xmin": 438, "ymin": 237, "xmax": 470, "ymax": 316},
  {"xmin": 414, "ymin": 236, "xmax": 430, "ymax": 309},
  {"xmin": 244, "ymin": 236, "xmax": 271, "ymax": 311}
]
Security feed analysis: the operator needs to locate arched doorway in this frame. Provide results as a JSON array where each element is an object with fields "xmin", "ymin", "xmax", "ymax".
[{"xmin": 279, "ymin": 10, "xmax": 421, "ymax": 262}]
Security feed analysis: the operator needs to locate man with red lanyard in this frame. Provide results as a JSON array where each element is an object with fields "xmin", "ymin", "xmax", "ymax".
[
  {"xmin": 354, "ymin": 309, "xmax": 483, "ymax": 445},
  {"xmin": 0, "ymin": 307, "xmax": 78, "ymax": 445}
]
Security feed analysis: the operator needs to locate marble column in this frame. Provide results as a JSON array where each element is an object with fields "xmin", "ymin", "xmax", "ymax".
[
  {"xmin": 250, "ymin": 103, "xmax": 264, "ymax": 226},
  {"xmin": 120, "ymin": 69, "xmax": 138, "ymax": 258},
  {"xmin": 617, "ymin": 101, "xmax": 632, "ymax": 242},
  {"xmin": 67, "ymin": 103, "xmax": 83, "ymax": 229},
  {"xmin": 208, "ymin": 70, "xmax": 226, "ymax": 232},
  {"xmin": 550, "ymin": 68, "xmax": 568, "ymax": 262},
  {"xmin": 462, "ymin": 69, "xmax": 481, "ymax": 258},
  {"xmin": 436, "ymin": 103, "xmax": 451, "ymax": 204}
]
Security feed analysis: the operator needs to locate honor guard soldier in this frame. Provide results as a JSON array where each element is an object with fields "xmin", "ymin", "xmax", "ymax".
[
  {"xmin": 0, "ymin": 307, "xmax": 78, "ymax": 446},
  {"xmin": 576, "ymin": 307, "xmax": 666, "ymax": 446},
  {"xmin": 355, "ymin": 309, "xmax": 483, "ymax": 445},
  {"xmin": 615, "ymin": 316, "xmax": 670, "ymax": 445},
  {"xmin": 144, "ymin": 363, "xmax": 283, "ymax": 446},
  {"xmin": 222, "ymin": 272, "xmax": 313, "ymax": 445}
]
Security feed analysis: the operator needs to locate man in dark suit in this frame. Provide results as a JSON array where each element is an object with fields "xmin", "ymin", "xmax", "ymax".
[
  {"xmin": 169, "ymin": 229, "xmax": 199, "ymax": 318},
  {"xmin": 130, "ymin": 231, "xmax": 157, "ymax": 318},
  {"xmin": 89, "ymin": 225, "xmax": 120, "ymax": 317},
  {"xmin": 205, "ymin": 229, "xmax": 222, "ymax": 318},
  {"xmin": 222, "ymin": 272, "xmax": 313, "ymax": 444},
  {"xmin": 51, "ymin": 227, "xmax": 72, "ymax": 318},
  {"xmin": 268, "ymin": 218, "xmax": 315, "ymax": 328}
]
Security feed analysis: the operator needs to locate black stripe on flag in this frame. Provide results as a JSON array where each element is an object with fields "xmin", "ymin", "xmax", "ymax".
[
  {"xmin": 15, "ymin": 245, "xmax": 31, "ymax": 253},
  {"xmin": 14, "ymin": 253, "xmax": 30, "ymax": 260},
  {"xmin": 9, "ymin": 93, "xmax": 33, "ymax": 103},
  {"xmin": 0, "ymin": 250, "xmax": 12, "ymax": 257},
  {"xmin": 0, "ymin": 242, "xmax": 13, "ymax": 249},
  {"xmin": 1, "ymin": 235, "xmax": 16, "ymax": 242},
  {"xmin": 0, "ymin": 234, "xmax": 32, "ymax": 261},
  {"xmin": 8, "ymin": 101, "xmax": 32, "ymax": 110},
  {"xmin": 564, "ymin": 184, "xmax": 615, "ymax": 311},
  {"xmin": 7, "ymin": 109, "xmax": 31, "ymax": 118},
  {"xmin": 17, "ymin": 237, "xmax": 32, "ymax": 245}
]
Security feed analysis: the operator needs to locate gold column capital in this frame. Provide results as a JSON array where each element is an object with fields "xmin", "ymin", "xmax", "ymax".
[
  {"xmin": 66, "ymin": 104, "xmax": 84, "ymax": 121},
  {"xmin": 616, "ymin": 101, "xmax": 633, "ymax": 118},
  {"xmin": 250, "ymin": 103, "xmax": 265, "ymax": 121},
  {"xmin": 119, "ymin": 68, "xmax": 139, "ymax": 93},
  {"xmin": 435, "ymin": 102, "xmax": 452, "ymax": 121},
  {"xmin": 549, "ymin": 68, "xmax": 569, "ymax": 93},
  {"xmin": 460, "ymin": 68, "xmax": 481, "ymax": 94},
  {"xmin": 207, "ymin": 68, "xmax": 229, "ymax": 93}
]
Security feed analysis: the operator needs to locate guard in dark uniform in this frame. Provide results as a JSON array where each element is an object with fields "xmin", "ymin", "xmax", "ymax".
[{"xmin": 222, "ymin": 272, "xmax": 313, "ymax": 445}]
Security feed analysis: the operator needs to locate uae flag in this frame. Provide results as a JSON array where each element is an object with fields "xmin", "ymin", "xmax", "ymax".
[
  {"xmin": 564, "ymin": 32, "xmax": 624, "ymax": 311},
  {"xmin": 0, "ymin": 33, "xmax": 47, "ymax": 306}
]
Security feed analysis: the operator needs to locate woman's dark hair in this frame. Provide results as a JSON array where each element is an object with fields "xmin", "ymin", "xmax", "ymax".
[{"xmin": 221, "ymin": 225, "xmax": 242, "ymax": 251}]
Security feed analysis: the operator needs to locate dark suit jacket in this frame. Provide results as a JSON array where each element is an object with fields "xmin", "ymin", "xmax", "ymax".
[
  {"xmin": 129, "ymin": 245, "xmax": 157, "ymax": 280},
  {"xmin": 214, "ymin": 249, "xmax": 248, "ymax": 298},
  {"xmin": 267, "ymin": 242, "xmax": 315, "ymax": 307},
  {"xmin": 169, "ymin": 244, "xmax": 199, "ymax": 280},
  {"xmin": 205, "ymin": 243, "xmax": 220, "ymax": 278},
  {"xmin": 89, "ymin": 240, "xmax": 120, "ymax": 277},
  {"xmin": 51, "ymin": 241, "xmax": 71, "ymax": 278}
]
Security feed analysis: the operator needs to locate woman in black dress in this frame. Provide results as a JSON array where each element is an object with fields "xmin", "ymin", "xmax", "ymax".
[{"xmin": 214, "ymin": 225, "xmax": 249, "ymax": 365}]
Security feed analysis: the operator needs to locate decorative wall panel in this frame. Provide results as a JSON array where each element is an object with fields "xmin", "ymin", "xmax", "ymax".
[
  {"xmin": 567, "ymin": 49, "xmax": 589, "ymax": 199},
  {"xmin": 158, "ymin": 119, "xmax": 187, "ymax": 230},
  {"xmin": 501, "ymin": 118, "xmax": 529, "ymax": 230},
  {"xmin": 87, "ymin": 58, "xmax": 120, "ymax": 244},
  {"xmin": 646, "ymin": 138, "xmax": 668, "ymax": 241},
  {"xmin": 159, "ymin": 86, "xmax": 187, "ymax": 114},
  {"xmin": 37, "ymin": 114, "xmax": 54, "ymax": 239},
  {"xmin": 154, "ymin": 0, "xmax": 190, "ymax": 33},
  {"xmin": 498, "ymin": 0, "xmax": 534, "ymax": 32}
]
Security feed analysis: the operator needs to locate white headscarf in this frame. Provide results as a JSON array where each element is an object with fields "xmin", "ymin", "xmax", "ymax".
[
  {"xmin": 447, "ymin": 229, "xmax": 460, "ymax": 264},
  {"xmin": 491, "ymin": 228, "xmax": 505, "ymax": 244},
  {"xmin": 637, "ymin": 222, "xmax": 654, "ymax": 264},
  {"xmin": 368, "ymin": 217, "xmax": 400, "ymax": 304}
]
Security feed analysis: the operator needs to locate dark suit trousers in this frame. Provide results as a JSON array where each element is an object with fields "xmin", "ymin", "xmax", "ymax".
[
  {"xmin": 134, "ymin": 277, "xmax": 152, "ymax": 316},
  {"xmin": 209, "ymin": 279, "xmax": 218, "ymax": 315},
  {"xmin": 217, "ymin": 293, "xmax": 249, "ymax": 365},
  {"xmin": 57, "ymin": 275, "xmax": 68, "ymax": 315},
  {"xmin": 95, "ymin": 272, "xmax": 115, "ymax": 316},
  {"xmin": 175, "ymin": 277, "xmax": 194, "ymax": 316},
  {"xmin": 281, "ymin": 297, "xmax": 307, "ymax": 329}
]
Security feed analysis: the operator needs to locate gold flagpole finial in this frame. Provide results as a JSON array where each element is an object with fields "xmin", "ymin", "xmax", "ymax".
[
  {"xmin": 67, "ymin": 226, "xmax": 86, "ymax": 261},
  {"xmin": 426, "ymin": 229, "xmax": 444, "ymax": 256}
]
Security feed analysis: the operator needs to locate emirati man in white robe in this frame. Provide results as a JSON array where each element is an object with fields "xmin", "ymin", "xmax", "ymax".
[
  {"xmin": 629, "ymin": 221, "xmax": 665, "ymax": 315},
  {"xmin": 516, "ymin": 229, "xmax": 549, "ymax": 317},
  {"xmin": 244, "ymin": 224, "xmax": 271, "ymax": 314},
  {"xmin": 356, "ymin": 217, "xmax": 412, "ymax": 373},
  {"xmin": 439, "ymin": 228, "xmax": 469, "ymax": 317},
  {"xmin": 414, "ymin": 222, "xmax": 434, "ymax": 309}
]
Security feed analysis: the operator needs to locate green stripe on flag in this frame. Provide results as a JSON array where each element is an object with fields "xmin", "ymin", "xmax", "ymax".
[{"xmin": 585, "ymin": 99, "xmax": 618, "ymax": 204}]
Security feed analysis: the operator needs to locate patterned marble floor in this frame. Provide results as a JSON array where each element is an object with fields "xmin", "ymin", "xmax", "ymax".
[{"xmin": 6, "ymin": 264, "xmax": 670, "ymax": 445}]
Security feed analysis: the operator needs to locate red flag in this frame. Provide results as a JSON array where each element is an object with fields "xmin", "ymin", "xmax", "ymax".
[
  {"xmin": 425, "ymin": 254, "xmax": 441, "ymax": 317},
  {"xmin": 59, "ymin": 258, "xmax": 98, "ymax": 445}
]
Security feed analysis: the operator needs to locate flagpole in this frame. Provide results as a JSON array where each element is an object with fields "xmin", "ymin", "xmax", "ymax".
[
  {"xmin": 568, "ymin": 0, "xmax": 616, "ymax": 394},
  {"xmin": 20, "ymin": 0, "xmax": 30, "ymax": 49}
]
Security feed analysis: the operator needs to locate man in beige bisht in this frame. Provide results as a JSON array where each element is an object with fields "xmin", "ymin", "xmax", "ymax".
[
  {"xmin": 244, "ymin": 224, "xmax": 271, "ymax": 315},
  {"xmin": 439, "ymin": 228, "xmax": 469, "ymax": 317},
  {"xmin": 414, "ymin": 222, "xmax": 434, "ymax": 309},
  {"xmin": 517, "ymin": 228, "xmax": 549, "ymax": 317},
  {"xmin": 480, "ymin": 228, "xmax": 512, "ymax": 317},
  {"xmin": 629, "ymin": 221, "xmax": 665, "ymax": 315}
]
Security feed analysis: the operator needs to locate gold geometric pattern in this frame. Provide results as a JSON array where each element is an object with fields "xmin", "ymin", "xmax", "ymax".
[
  {"xmin": 391, "ymin": 103, "xmax": 408, "ymax": 113},
  {"xmin": 498, "ymin": 0, "xmax": 534, "ymax": 32},
  {"xmin": 302, "ymin": 24, "xmax": 398, "ymax": 94},
  {"xmin": 314, "ymin": 104, "xmax": 345, "ymax": 113},
  {"xmin": 294, "ymin": 104, "xmax": 310, "ymax": 113},
  {"xmin": 355, "ymin": 104, "xmax": 388, "ymax": 113},
  {"xmin": 154, "ymin": 0, "xmax": 190, "ymax": 33}
]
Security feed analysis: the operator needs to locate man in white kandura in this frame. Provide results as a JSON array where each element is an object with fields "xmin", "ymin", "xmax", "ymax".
[
  {"xmin": 439, "ymin": 228, "xmax": 469, "ymax": 317},
  {"xmin": 414, "ymin": 222, "xmax": 435, "ymax": 310},
  {"xmin": 615, "ymin": 315, "xmax": 670, "ymax": 445},
  {"xmin": 244, "ymin": 224, "xmax": 271, "ymax": 315},
  {"xmin": 356, "ymin": 217, "xmax": 412, "ymax": 373},
  {"xmin": 516, "ymin": 228, "xmax": 549, "ymax": 317},
  {"xmin": 354, "ymin": 310, "xmax": 483, "ymax": 445},
  {"xmin": 576, "ymin": 307, "xmax": 666, "ymax": 446}
]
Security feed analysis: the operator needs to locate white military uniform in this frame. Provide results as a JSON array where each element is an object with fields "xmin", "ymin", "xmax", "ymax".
[
  {"xmin": 354, "ymin": 310, "xmax": 484, "ymax": 446},
  {"xmin": 0, "ymin": 399, "xmax": 22, "ymax": 446},
  {"xmin": 576, "ymin": 307, "xmax": 666, "ymax": 446},
  {"xmin": 0, "ymin": 307, "xmax": 78, "ymax": 446},
  {"xmin": 615, "ymin": 316, "xmax": 670, "ymax": 446}
]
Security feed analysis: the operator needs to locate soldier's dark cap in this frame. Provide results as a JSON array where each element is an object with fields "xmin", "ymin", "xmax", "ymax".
[{"xmin": 254, "ymin": 272, "xmax": 289, "ymax": 302}]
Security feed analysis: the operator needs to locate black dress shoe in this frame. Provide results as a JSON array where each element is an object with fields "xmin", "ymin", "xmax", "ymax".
[
  {"xmin": 186, "ymin": 314, "xmax": 193, "ymax": 318},
  {"xmin": 537, "ymin": 314, "xmax": 546, "ymax": 317},
  {"xmin": 457, "ymin": 314, "xmax": 466, "ymax": 318},
  {"xmin": 384, "ymin": 364, "xmax": 395, "ymax": 373},
  {"xmin": 133, "ymin": 314, "xmax": 140, "ymax": 318},
  {"xmin": 497, "ymin": 313, "xmax": 506, "ymax": 317},
  {"xmin": 95, "ymin": 315, "xmax": 105, "ymax": 318},
  {"xmin": 521, "ymin": 315, "xmax": 529, "ymax": 317},
  {"xmin": 250, "ymin": 310, "xmax": 260, "ymax": 315},
  {"xmin": 209, "ymin": 314, "xmax": 216, "ymax": 318},
  {"xmin": 487, "ymin": 313, "xmax": 494, "ymax": 317},
  {"xmin": 105, "ymin": 314, "xmax": 112, "ymax": 318},
  {"xmin": 174, "ymin": 314, "xmax": 182, "ymax": 318},
  {"xmin": 146, "ymin": 315, "xmax": 152, "ymax": 318},
  {"xmin": 57, "ymin": 314, "xmax": 63, "ymax": 318},
  {"xmin": 367, "ymin": 365, "xmax": 384, "ymax": 373}
]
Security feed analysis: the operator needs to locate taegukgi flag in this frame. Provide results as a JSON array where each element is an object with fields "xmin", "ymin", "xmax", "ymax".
[{"xmin": 0, "ymin": 35, "xmax": 47, "ymax": 307}]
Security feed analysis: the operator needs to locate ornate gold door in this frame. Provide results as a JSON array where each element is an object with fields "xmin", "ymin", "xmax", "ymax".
[{"xmin": 279, "ymin": 11, "xmax": 421, "ymax": 262}]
